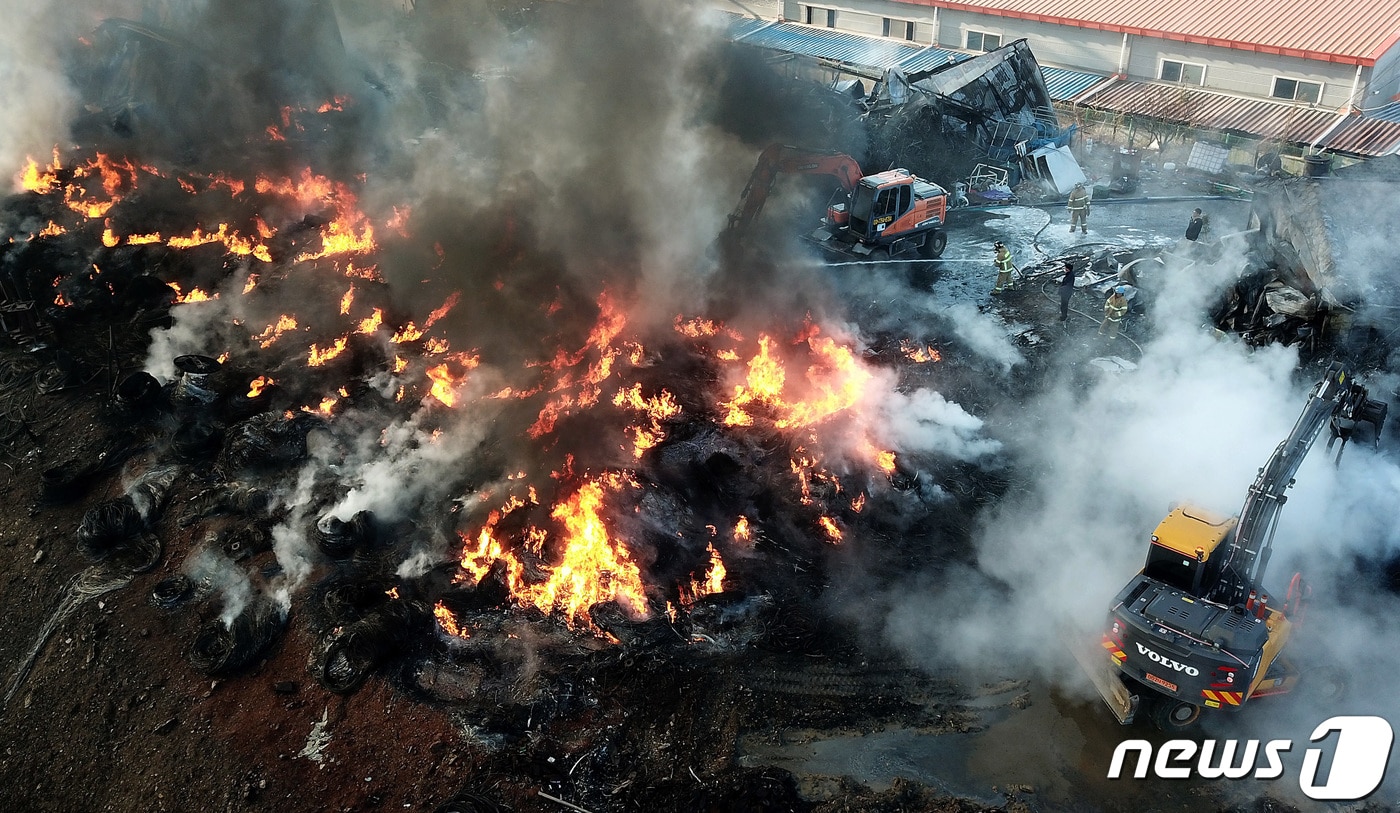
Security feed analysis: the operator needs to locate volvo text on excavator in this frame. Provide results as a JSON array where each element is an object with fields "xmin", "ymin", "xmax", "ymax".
[
  {"xmin": 722, "ymin": 144, "xmax": 950, "ymax": 262},
  {"xmin": 1079, "ymin": 364, "xmax": 1388, "ymax": 731}
]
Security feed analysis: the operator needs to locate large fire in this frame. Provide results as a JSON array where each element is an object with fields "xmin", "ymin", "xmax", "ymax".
[{"xmin": 16, "ymin": 133, "xmax": 908, "ymax": 642}]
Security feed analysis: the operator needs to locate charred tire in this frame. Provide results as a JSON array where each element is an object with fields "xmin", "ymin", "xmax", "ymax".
[
  {"xmin": 921, "ymin": 231, "xmax": 948, "ymax": 259},
  {"xmin": 1150, "ymin": 698, "xmax": 1202, "ymax": 732}
]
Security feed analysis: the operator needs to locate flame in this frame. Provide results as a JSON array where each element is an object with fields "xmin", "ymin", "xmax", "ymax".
[
  {"xmin": 685, "ymin": 543, "xmax": 726, "ymax": 601},
  {"xmin": 20, "ymin": 150, "xmax": 62, "ymax": 194},
  {"xmin": 393, "ymin": 356, "xmax": 409, "ymax": 374},
  {"xmin": 101, "ymin": 227, "xmax": 119, "ymax": 248},
  {"xmin": 357, "ymin": 307, "xmax": 384, "ymax": 335},
  {"xmin": 387, "ymin": 205, "xmax": 412, "ymax": 237},
  {"xmin": 127, "ymin": 232, "xmax": 162, "ymax": 245},
  {"xmin": 613, "ymin": 383, "xmax": 681, "ymax": 459},
  {"xmin": 433, "ymin": 601, "xmax": 470, "ymax": 639},
  {"xmin": 308, "ymin": 336, "xmax": 349, "ymax": 366},
  {"xmin": 316, "ymin": 395, "xmax": 338, "ymax": 415},
  {"xmin": 247, "ymin": 376, "xmax": 273, "ymax": 398},
  {"xmin": 734, "ymin": 516, "xmax": 752, "ymax": 545},
  {"xmin": 317, "ymin": 96, "xmax": 348, "ymax": 113},
  {"xmin": 900, "ymin": 339, "xmax": 942, "ymax": 363},
  {"xmin": 37, "ymin": 221, "xmax": 65, "ymax": 238},
  {"xmin": 254, "ymin": 314, "xmax": 298, "ymax": 348},
  {"xmin": 166, "ymin": 223, "xmax": 272, "ymax": 262},
  {"xmin": 424, "ymin": 292, "xmax": 460, "ymax": 328},
  {"xmin": 875, "ymin": 449, "xmax": 896, "ymax": 474},
  {"xmin": 455, "ymin": 474, "xmax": 649, "ymax": 633},
  {"xmin": 339, "ymin": 287, "xmax": 355, "ymax": 315},
  {"xmin": 54, "ymin": 291, "xmax": 70, "ymax": 307},
  {"xmin": 818, "ymin": 516, "xmax": 842, "ymax": 543},
  {"xmin": 296, "ymin": 217, "xmax": 376, "ymax": 261},
  {"xmin": 721, "ymin": 328, "xmax": 872, "ymax": 430},
  {"xmin": 527, "ymin": 292, "xmax": 630, "ymax": 438},
  {"xmin": 851, "ymin": 493, "xmax": 866, "ymax": 513},
  {"xmin": 391, "ymin": 322, "xmax": 423, "ymax": 344},
  {"xmin": 386, "ymin": 586, "xmax": 400, "ymax": 600},
  {"xmin": 426, "ymin": 361, "xmax": 474, "ymax": 407},
  {"xmin": 242, "ymin": 273, "xmax": 259, "ymax": 295},
  {"xmin": 168, "ymin": 282, "xmax": 216, "ymax": 303}
]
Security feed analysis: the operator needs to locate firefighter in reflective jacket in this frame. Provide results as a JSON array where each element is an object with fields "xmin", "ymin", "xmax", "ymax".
[
  {"xmin": 1098, "ymin": 286, "xmax": 1129, "ymax": 338},
  {"xmin": 992, "ymin": 241, "xmax": 1016, "ymax": 294},
  {"xmin": 1067, "ymin": 182, "xmax": 1090, "ymax": 234}
]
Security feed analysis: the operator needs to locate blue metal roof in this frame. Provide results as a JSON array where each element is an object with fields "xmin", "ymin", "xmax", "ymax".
[
  {"xmin": 714, "ymin": 10, "xmax": 774, "ymax": 41},
  {"xmin": 735, "ymin": 21, "xmax": 925, "ymax": 70},
  {"xmin": 1361, "ymin": 101, "xmax": 1400, "ymax": 125},
  {"xmin": 1041, "ymin": 66, "xmax": 1111, "ymax": 102},
  {"xmin": 896, "ymin": 46, "xmax": 968, "ymax": 74}
]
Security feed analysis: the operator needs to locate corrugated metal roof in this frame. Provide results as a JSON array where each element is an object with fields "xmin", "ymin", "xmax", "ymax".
[
  {"xmin": 1361, "ymin": 101, "xmax": 1400, "ymax": 125},
  {"xmin": 1041, "ymin": 66, "xmax": 1112, "ymax": 102},
  {"xmin": 890, "ymin": 0, "xmax": 1400, "ymax": 63},
  {"xmin": 719, "ymin": 11, "xmax": 774, "ymax": 41},
  {"xmin": 1318, "ymin": 115, "xmax": 1400, "ymax": 156},
  {"xmin": 1075, "ymin": 80, "xmax": 1340, "ymax": 142},
  {"xmin": 737, "ymin": 21, "xmax": 926, "ymax": 69},
  {"xmin": 896, "ymin": 46, "xmax": 968, "ymax": 73}
]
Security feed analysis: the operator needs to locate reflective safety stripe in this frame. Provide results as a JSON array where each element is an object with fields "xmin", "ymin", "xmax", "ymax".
[
  {"xmin": 1102, "ymin": 636, "xmax": 1126, "ymax": 665},
  {"xmin": 1201, "ymin": 689, "xmax": 1244, "ymax": 706}
]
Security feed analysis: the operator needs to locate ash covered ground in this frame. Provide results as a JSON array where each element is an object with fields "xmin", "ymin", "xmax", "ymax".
[{"xmin": 4, "ymin": 2, "xmax": 1400, "ymax": 813}]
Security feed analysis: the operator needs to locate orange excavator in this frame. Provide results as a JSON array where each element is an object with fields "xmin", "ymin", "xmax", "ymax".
[{"xmin": 723, "ymin": 144, "xmax": 949, "ymax": 261}]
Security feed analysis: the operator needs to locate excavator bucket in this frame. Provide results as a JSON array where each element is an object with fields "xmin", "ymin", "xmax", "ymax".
[{"xmin": 1064, "ymin": 628, "xmax": 1139, "ymax": 725}]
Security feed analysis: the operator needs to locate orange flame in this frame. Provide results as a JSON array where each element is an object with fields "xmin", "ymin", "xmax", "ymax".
[
  {"xmin": 734, "ymin": 516, "xmax": 752, "ymax": 545},
  {"xmin": 20, "ymin": 150, "xmax": 62, "ymax": 194},
  {"xmin": 433, "ymin": 601, "xmax": 470, "ymax": 639},
  {"xmin": 357, "ymin": 308, "xmax": 384, "ymax": 335},
  {"xmin": 721, "ymin": 328, "xmax": 872, "ymax": 430},
  {"xmin": 168, "ymin": 282, "xmax": 216, "ymax": 303},
  {"xmin": 247, "ymin": 376, "xmax": 273, "ymax": 398},
  {"xmin": 254, "ymin": 314, "xmax": 298, "ymax": 348},
  {"xmin": 455, "ymin": 474, "xmax": 649, "ymax": 633},
  {"xmin": 391, "ymin": 322, "xmax": 423, "ymax": 344},
  {"xmin": 424, "ymin": 292, "xmax": 460, "ymax": 328},
  {"xmin": 818, "ymin": 516, "xmax": 842, "ymax": 543},
  {"xmin": 900, "ymin": 339, "xmax": 942, "ymax": 363},
  {"xmin": 308, "ymin": 336, "xmax": 349, "ymax": 366}
]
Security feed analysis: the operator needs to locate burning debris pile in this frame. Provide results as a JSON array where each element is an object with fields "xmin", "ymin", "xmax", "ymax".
[
  {"xmin": 3, "ymin": 138, "xmax": 973, "ymax": 677},
  {"xmin": 0, "ymin": 3, "xmax": 1034, "ymax": 810}
]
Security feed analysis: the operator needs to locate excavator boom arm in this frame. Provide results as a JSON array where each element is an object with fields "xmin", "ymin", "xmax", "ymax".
[
  {"xmin": 1210, "ymin": 364, "xmax": 1387, "ymax": 603},
  {"xmin": 726, "ymin": 144, "xmax": 863, "ymax": 237}
]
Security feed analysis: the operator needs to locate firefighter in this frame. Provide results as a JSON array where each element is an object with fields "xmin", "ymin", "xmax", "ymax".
[
  {"xmin": 992, "ymin": 241, "xmax": 1016, "ymax": 294},
  {"xmin": 1098, "ymin": 286, "xmax": 1129, "ymax": 339},
  {"xmin": 1067, "ymin": 182, "xmax": 1090, "ymax": 233}
]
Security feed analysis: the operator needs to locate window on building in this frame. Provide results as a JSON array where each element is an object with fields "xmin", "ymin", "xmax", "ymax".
[
  {"xmin": 883, "ymin": 18, "xmax": 916, "ymax": 41},
  {"xmin": 803, "ymin": 6, "xmax": 836, "ymax": 27},
  {"xmin": 1159, "ymin": 60, "xmax": 1206, "ymax": 86},
  {"xmin": 1271, "ymin": 77, "xmax": 1322, "ymax": 104},
  {"xmin": 965, "ymin": 30, "xmax": 1001, "ymax": 52}
]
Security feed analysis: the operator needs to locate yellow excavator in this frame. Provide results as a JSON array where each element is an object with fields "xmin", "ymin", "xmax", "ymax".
[{"xmin": 1077, "ymin": 364, "xmax": 1388, "ymax": 730}]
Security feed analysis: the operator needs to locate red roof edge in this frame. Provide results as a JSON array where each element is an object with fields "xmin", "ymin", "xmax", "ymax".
[{"xmin": 889, "ymin": 0, "xmax": 1374, "ymax": 66}]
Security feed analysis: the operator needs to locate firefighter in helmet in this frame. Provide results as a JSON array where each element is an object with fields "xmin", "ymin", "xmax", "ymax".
[
  {"xmin": 1067, "ymin": 182, "xmax": 1091, "ymax": 234},
  {"xmin": 1099, "ymin": 285, "xmax": 1129, "ymax": 339},
  {"xmin": 992, "ymin": 241, "xmax": 1017, "ymax": 294}
]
